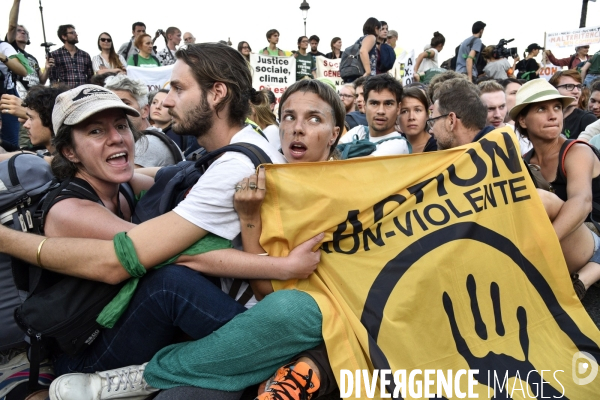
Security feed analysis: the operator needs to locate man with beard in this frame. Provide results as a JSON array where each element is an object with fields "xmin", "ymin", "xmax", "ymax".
[
  {"xmin": 338, "ymin": 74, "xmax": 410, "ymax": 156},
  {"xmin": 0, "ymin": 45, "xmax": 313, "ymax": 399},
  {"xmin": 429, "ymin": 78, "xmax": 494, "ymax": 150},
  {"xmin": 49, "ymin": 25, "xmax": 93, "ymax": 88}
]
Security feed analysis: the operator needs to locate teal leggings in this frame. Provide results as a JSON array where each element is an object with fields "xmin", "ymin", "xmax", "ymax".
[{"xmin": 144, "ymin": 290, "xmax": 323, "ymax": 391}]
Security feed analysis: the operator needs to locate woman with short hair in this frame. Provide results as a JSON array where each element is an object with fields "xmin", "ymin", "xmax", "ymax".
[
  {"xmin": 549, "ymin": 69, "xmax": 597, "ymax": 139},
  {"xmin": 92, "ymin": 32, "xmax": 127, "ymax": 75}
]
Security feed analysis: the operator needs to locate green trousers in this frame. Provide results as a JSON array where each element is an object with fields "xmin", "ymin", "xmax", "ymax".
[{"xmin": 144, "ymin": 290, "xmax": 323, "ymax": 391}]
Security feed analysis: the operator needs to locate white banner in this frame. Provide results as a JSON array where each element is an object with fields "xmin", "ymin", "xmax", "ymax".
[
  {"xmin": 546, "ymin": 26, "xmax": 600, "ymax": 50},
  {"xmin": 539, "ymin": 63, "xmax": 561, "ymax": 81},
  {"xmin": 390, "ymin": 49, "xmax": 415, "ymax": 87},
  {"xmin": 315, "ymin": 56, "xmax": 343, "ymax": 92},
  {"xmin": 250, "ymin": 54, "xmax": 296, "ymax": 103},
  {"xmin": 126, "ymin": 65, "xmax": 174, "ymax": 92}
]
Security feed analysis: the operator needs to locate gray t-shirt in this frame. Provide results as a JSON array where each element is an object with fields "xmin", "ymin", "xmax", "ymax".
[
  {"xmin": 455, "ymin": 36, "xmax": 483, "ymax": 77},
  {"xmin": 134, "ymin": 131, "xmax": 182, "ymax": 168},
  {"xmin": 483, "ymin": 59, "xmax": 511, "ymax": 80}
]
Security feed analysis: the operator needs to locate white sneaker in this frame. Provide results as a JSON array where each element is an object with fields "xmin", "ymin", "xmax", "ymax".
[{"xmin": 49, "ymin": 363, "xmax": 158, "ymax": 400}]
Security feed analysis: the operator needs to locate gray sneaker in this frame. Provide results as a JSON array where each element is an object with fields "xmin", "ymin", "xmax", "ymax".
[{"xmin": 49, "ymin": 363, "xmax": 158, "ymax": 400}]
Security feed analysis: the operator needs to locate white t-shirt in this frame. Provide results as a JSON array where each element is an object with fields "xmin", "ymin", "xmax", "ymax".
[
  {"xmin": 92, "ymin": 54, "xmax": 127, "ymax": 73},
  {"xmin": 174, "ymin": 126, "xmax": 286, "ymax": 308},
  {"xmin": 0, "ymin": 42, "xmax": 17, "ymax": 90},
  {"xmin": 418, "ymin": 48, "xmax": 439, "ymax": 73},
  {"xmin": 338, "ymin": 125, "xmax": 411, "ymax": 156},
  {"xmin": 263, "ymin": 124, "xmax": 281, "ymax": 150},
  {"xmin": 504, "ymin": 123, "xmax": 533, "ymax": 155}
]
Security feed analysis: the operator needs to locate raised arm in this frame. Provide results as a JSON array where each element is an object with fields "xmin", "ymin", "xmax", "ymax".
[{"xmin": 6, "ymin": 0, "xmax": 20, "ymax": 44}]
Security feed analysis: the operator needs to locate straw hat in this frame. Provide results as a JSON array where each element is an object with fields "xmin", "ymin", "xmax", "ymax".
[{"xmin": 508, "ymin": 79, "xmax": 574, "ymax": 121}]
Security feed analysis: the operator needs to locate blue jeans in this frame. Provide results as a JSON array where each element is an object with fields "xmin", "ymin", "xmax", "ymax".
[
  {"xmin": 54, "ymin": 265, "xmax": 246, "ymax": 375},
  {"xmin": 584, "ymin": 73, "xmax": 600, "ymax": 88},
  {"xmin": 1, "ymin": 88, "xmax": 20, "ymax": 148}
]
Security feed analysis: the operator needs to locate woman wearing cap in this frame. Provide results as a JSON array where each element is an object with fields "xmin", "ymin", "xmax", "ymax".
[
  {"xmin": 516, "ymin": 43, "xmax": 543, "ymax": 81},
  {"xmin": 512, "ymin": 79, "xmax": 600, "ymax": 299},
  {"xmin": 549, "ymin": 69, "xmax": 597, "ymax": 139},
  {"xmin": 545, "ymin": 45, "xmax": 590, "ymax": 70}
]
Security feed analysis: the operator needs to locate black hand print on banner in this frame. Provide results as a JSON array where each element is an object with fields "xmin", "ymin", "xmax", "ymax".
[{"xmin": 442, "ymin": 274, "xmax": 564, "ymax": 399}]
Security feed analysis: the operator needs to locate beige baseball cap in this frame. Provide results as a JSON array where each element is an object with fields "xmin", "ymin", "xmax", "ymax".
[{"xmin": 52, "ymin": 84, "xmax": 140, "ymax": 133}]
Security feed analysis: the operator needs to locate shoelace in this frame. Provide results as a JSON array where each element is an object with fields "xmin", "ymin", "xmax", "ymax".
[
  {"xmin": 104, "ymin": 365, "xmax": 147, "ymax": 393},
  {"xmin": 266, "ymin": 368, "xmax": 314, "ymax": 400}
]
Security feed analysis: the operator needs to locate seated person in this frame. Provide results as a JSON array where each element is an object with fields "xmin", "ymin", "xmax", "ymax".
[
  {"xmin": 47, "ymin": 79, "xmax": 345, "ymax": 400},
  {"xmin": 548, "ymin": 69, "xmax": 597, "ymax": 139},
  {"xmin": 338, "ymin": 74, "xmax": 411, "ymax": 156},
  {"xmin": 512, "ymin": 79, "xmax": 600, "ymax": 299}
]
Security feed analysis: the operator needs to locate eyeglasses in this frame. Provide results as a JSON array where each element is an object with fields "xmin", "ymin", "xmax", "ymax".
[
  {"xmin": 241, "ymin": 46, "xmax": 250, "ymax": 49},
  {"xmin": 426, "ymin": 114, "xmax": 450, "ymax": 130},
  {"xmin": 17, "ymin": 29, "xmax": 29, "ymax": 36},
  {"xmin": 99, "ymin": 38, "xmax": 112, "ymax": 42},
  {"xmin": 556, "ymin": 83, "xmax": 583, "ymax": 91},
  {"xmin": 339, "ymin": 94, "xmax": 354, "ymax": 99},
  {"xmin": 67, "ymin": 31, "xmax": 77, "ymax": 35}
]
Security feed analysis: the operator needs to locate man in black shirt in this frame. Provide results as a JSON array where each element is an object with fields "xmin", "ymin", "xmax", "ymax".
[
  {"xmin": 309, "ymin": 35, "xmax": 326, "ymax": 58},
  {"xmin": 6, "ymin": 0, "xmax": 52, "ymax": 97}
]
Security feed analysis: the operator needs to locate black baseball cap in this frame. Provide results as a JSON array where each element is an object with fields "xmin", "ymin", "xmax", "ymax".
[{"xmin": 526, "ymin": 43, "xmax": 544, "ymax": 52}]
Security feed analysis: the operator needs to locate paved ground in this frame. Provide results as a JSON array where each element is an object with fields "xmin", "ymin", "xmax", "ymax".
[{"xmin": 582, "ymin": 284, "xmax": 600, "ymax": 328}]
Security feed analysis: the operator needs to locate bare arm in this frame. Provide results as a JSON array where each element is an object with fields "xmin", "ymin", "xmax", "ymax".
[
  {"xmin": 413, "ymin": 50, "xmax": 432, "ymax": 81},
  {"xmin": 359, "ymin": 35, "xmax": 376, "ymax": 76},
  {"xmin": 551, "ymin": 144, "xmax": 595, "ymax": 240},
  {"xmin": 2, "ymin": 53, "xmax": 27, "ymax": 77},
  {"xmin": 466, "ymin": 49, "xmax": 477, "ymax": 82},
  {"xmin": 129, "ymin": 172, "xmax": 155, "ymax": 195},
  {"xmin": 0, "ymin": 211, "xmax": 205, "ymax": 284},
  {"xmin": 581, "ymin": 61, "xmax": 591, "ymax": 81},
  {"xmin": 7, "ymin": 0, "xmax": 20, "ymax": 44},
  {"xmin": 0, "ymin": 94, "xmax": 27, "ymax": 119}
]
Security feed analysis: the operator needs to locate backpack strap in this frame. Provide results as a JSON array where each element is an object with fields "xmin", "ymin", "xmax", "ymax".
[
  {"xmin": 141, "ymin": 130, "xmax": 184, "ymax": 163},
  {"xmin": 227, "ymin": 279, "xmax": 255, "ymax": 305},
  {"xmin": 195, "ymin": 142, "xmax": 272, "ymax": 171},
  {"xmin": 119, "ymin": 183, "xmax": 135, "ymax": 218},
  {"xmin": 122, "ymin": 39, "xmax": 133, "ymax": 60},
  {"xmin": 151, "ymin": 55, "xmax": 161, "ymax": 65},
  {"xmin": 558, "ymin": 139, "xmax": 600, "ymax": 179},
  {"xmin": 133, "ymin": 54, "xmax": 139, "ymax": 67}
]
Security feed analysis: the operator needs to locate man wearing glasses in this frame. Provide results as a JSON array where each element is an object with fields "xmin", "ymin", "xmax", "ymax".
[
  {"xmin": 6, "ymin": 0, "xmax": 52, "ymax": 95},
  {"xmin": 428, "ymin": 78, "xmax": 494, "ymax": 150},
  {"xmin": 48, "ymin": 25, "xmax": 93, "ymax": 88}
]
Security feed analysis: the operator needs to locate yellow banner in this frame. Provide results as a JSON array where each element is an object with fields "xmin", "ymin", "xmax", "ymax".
[{"xmin": 261, "ymin": 129, "xmax": 600, "ymax": 398}]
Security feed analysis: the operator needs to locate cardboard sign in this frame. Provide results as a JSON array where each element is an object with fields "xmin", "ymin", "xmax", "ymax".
[
  {"xmin": 126, "ymin": 65, "xmax": 174, "ymax": 92},
  {"xmin": 546, "ymin": 26, "xmax": 600, "ymax": 50},
  {"xmin": 315, "ymin": 56, "xmax": 343, "ymax": 92},
  {"xmin": 250, "ymin": 53, "xmax": 296, "ymax": 103},
  {"xmin": 390, "ymin": 49, "xmax": 415, "ymax": 87},
  {"xmin": 539, "ymin": 63, "xmax": 561, "ymax": 81}
]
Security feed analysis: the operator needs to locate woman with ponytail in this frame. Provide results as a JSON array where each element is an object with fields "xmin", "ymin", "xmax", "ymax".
[{"xmin": 413, "ymin": 32, "xmax": 445, "ymax": 83}]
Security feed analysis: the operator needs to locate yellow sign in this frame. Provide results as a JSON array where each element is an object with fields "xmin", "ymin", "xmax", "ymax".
[{"xmin": 261, "ymin": 129, "xmax": 600, "ymax": 398}]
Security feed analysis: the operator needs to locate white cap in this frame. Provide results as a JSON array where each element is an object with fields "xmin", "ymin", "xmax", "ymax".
[{"xmin": 52, "ymin": 84, "xmax": 140, "ymax": 133}]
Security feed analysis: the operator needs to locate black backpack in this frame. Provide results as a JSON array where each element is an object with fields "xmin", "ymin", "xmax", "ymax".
[
  {"xmin": 133, "ymin": 142, "xmax": 272, "ymax": 307},
  {"xmin": 0, "ymin": 153, "xmax": 135, "ymax": 393},
  {"xmin": 340, "ymin": 38, "xmax": 366, "ymax": 83}
]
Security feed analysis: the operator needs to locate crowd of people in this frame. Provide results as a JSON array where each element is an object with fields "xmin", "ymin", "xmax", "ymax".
[{"xmin": 1, "ymin": 1, "xmax": 600, "ymax": 399}]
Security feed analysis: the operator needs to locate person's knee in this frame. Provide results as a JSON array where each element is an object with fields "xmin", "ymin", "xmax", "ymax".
[
  {"xmin": 537, "ymin": 189, "xmax": 564, "ymax": 220},
  {"xmin": 261, "ymin": 290, "xmax": 322, "ymax": 327}
]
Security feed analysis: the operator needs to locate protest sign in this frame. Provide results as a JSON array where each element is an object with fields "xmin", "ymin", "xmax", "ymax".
[
  {"xmin": 126, "ymin": 65, "xmax": 174, "ymax": 92},
  {"xmin": 263, "ymin": 129, "xmax": 600, "ymax": 398},
  {"xmin": 250, "ymin": 53, "xmax": 296, "ymax": 103},
  {"xmin": 539, "ymin": 63, "xmax": 561, "ymax": 81},
  {"xmin": 315, "ymin": 56, "xmax": 343, "ymax": 92},
  {"xmin": 390, "ymin": 49, "xmax": 415, "ymax": 86},
  {"xmin": 546, "ymin": 26, "xmax": 600, "ymax": 50}
]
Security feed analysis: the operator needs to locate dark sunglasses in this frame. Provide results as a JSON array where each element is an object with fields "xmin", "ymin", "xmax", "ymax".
[{"xmin": 99, "ymin": 38, "xmax": 112, "ymax": 43}]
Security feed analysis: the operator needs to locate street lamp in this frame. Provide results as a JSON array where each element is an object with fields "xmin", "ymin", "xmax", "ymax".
[{"xmin": 300, "ymin": 1, "xmax": 310, "ymax": 37}]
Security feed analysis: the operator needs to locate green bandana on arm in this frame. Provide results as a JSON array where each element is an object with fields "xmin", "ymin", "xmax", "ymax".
[
  {"xmin": 96, "ymin": 232, "xmax": 233, "ymax": 328},
  {"xmin": 10, "ymin": 53, "xmax": 34, "ymax": 75}
]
